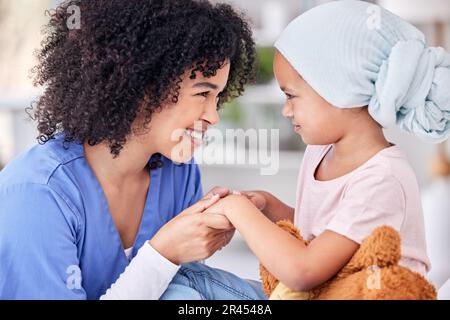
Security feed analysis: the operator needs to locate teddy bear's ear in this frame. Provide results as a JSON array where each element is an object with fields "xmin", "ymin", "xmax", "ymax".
[{"xmin": 339, "ymin": 226, "xmax": 401, "ymax": 276}]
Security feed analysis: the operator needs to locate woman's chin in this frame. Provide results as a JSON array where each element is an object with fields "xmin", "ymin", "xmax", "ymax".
[
  {"xmin": 166, "ymin": 138, "xmax": 196, "ymax": 164},
  {"xmin": 171, "ymin": 152, "xmax": 194, "ymax": 164}
]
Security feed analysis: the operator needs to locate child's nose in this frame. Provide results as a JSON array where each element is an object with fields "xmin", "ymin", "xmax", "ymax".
[{"xmin": 282, "ymin": 102, "xmax": 293, "ymax": 118}]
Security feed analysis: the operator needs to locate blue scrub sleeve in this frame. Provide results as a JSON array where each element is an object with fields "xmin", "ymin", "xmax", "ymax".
[{"xmin": 0, "ymin": 183, "xmax": 87, "ymax": 299}]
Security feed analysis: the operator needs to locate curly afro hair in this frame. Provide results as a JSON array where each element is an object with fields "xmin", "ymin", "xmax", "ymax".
[{"xmin": 30, "ymin": 0, "xmax": 256, "ymax": 157}]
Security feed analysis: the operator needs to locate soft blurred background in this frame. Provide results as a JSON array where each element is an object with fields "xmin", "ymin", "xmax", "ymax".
[{"xmin": 0, "ymin": 0, "xmax": 449, "ymax": 297}]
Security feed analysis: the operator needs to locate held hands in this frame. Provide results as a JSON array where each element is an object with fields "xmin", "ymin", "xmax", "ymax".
[
  {"xmin": 149, "ymin": 187, "xmax": 236, "ymax": 265},
  {"xmin": 208, "ymin": 188, "xmax": 294, "ymax": 224},
  {"xmin": 203, "ymin": 187, "xmax": 265, "ymax": 220},
  {"xmin": 237, "ymin": 190, "xmax": 267, "ymax": 211},
  {"xmin": 206, "ymin": 187, "xmax": 267, "ymax": 211}
]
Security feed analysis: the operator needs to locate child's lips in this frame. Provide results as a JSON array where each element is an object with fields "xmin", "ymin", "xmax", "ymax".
[{"xmin": 293, "ymin": 124, "xmax": 302, "ymax": 132}]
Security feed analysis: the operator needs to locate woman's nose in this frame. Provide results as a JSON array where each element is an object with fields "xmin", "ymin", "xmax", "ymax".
[{"xmin": 203, "ymin": 102, "xmax": 220, "ymax": 125}]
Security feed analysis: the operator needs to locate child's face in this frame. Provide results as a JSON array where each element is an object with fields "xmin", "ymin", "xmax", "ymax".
[{"xmin": 273, "ymin": 50, "xmax": 348, "ymax": 145}]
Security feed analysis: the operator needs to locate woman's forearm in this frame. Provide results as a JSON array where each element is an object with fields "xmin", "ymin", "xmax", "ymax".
[{"xmin": 100, "ymin": 242, "xmax": 179, "ymax": 300}]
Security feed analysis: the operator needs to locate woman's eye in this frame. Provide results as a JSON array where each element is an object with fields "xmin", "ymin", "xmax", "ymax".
[{"xmin": 197, "ymin": 91, "xmax": 209, "ymax": 98}]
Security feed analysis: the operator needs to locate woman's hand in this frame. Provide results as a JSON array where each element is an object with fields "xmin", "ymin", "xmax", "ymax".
[
  {"xmin": 204, "ymin": 186, "xmax": 231, "ymax": 198},
  {"xmin": 200, "ymin": 186, "xmax": 237, "ymax": 251},
  {"xmin": 149, "ymin": 193, "xmax": 235, "ymax": 265}
]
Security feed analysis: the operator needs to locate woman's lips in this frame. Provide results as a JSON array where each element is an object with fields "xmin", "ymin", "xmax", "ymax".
[
  {"xmin": 293, "ymin": 124, "xmax": 302, "ymax": 133},
  {"xmin": 184, "ymin": 128, "xmax": 204, "ymax": 147}
]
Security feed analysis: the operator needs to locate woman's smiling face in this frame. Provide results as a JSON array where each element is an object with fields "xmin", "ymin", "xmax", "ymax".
[
  {"xmin": 273, "ymin": 50, "xmax": 348, "ymax": 145},
  {"xmin": 142, "ymin": 61, "xmax": 231, "ymax": 163}
]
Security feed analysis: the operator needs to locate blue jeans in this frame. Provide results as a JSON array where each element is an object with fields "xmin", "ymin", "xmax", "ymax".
[{"xmin": 160, "ymin": 262, "xmax": 267, "ymax": 300}]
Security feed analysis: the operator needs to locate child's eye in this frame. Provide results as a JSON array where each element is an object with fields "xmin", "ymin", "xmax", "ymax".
[{"xmin": 285, "ymin": 93, "xmax": 295, "ymax": 100}]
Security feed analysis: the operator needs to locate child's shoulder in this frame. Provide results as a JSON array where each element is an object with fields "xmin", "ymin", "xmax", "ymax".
[
  {"xmin": 360, "ymin": 145, "xmax": 410, "ymax": 174},
  {"xmin": 349, "ymin": 145, "xmax": 418, "ymax": 192},
  {"xmin": 305, "ymin": 144, "xmax": 411, "ymax": 174}
]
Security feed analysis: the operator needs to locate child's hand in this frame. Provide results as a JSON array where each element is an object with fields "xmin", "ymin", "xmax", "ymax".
[
  {"xmin": 205, "ymin": 186, "xmax": 264, "ymax": 208},
  {"xmin": 204, "ymin": 194, "xmax": 256, "ymax": 219},
  {"xmin": 235, "ymin": 191, "xmax": 294, "ymax": 223},
  {"xmin": 209, "ymin": 188, "xmax": 267, "ymax": 211},
  {"xmin": 238, "ymin": 191, "xmax": 267, "ymax": 211}
]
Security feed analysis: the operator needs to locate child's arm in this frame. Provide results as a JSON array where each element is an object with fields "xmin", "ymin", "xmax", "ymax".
[
  {"xmin": 205, "ymin": 195, "xmax": 359, "ymax": 291},
  {"xmin": 240, "ymin": 190, "xmax": 295, "ymax": 223}
]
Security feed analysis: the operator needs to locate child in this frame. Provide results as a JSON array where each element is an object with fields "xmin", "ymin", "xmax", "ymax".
[{"xmin": 202, "ymin": 0, "xmax": 450, "ymax": 293}]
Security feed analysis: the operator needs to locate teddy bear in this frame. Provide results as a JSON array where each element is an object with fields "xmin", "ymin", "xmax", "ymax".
[{"xmin": 259, "ymin": 220, "xmax": 437, "ymax": 300}]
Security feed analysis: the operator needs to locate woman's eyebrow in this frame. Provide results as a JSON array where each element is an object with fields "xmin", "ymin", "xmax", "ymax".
[{"xmin": 192, "ymin": 82, "xmax": 219, "ymax": 90}]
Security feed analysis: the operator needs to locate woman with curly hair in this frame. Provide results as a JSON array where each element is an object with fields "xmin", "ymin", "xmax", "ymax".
[{"xmin": 0, "ymin": 0, "xmax": 264, "ymax": 300}]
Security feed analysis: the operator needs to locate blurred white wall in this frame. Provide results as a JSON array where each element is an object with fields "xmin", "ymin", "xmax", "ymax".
[{"xmin": 0, "ymin": 0, "xmax": 49, "ymax": 166}]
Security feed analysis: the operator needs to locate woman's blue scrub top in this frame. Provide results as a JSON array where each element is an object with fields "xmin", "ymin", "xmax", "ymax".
[{"xmin": 0, "ymin": 135, "xmax": 203, "ymax": 299}]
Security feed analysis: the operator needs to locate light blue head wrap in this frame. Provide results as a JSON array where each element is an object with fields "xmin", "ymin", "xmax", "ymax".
[{"xmin": 275, "ymin": 0, "xmax": 450, "ymax": 143}]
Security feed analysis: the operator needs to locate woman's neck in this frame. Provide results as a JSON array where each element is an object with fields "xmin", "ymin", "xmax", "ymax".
[{"xmin": 83, "ymin": 137, "xmax": 155, "ymax": 186}]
